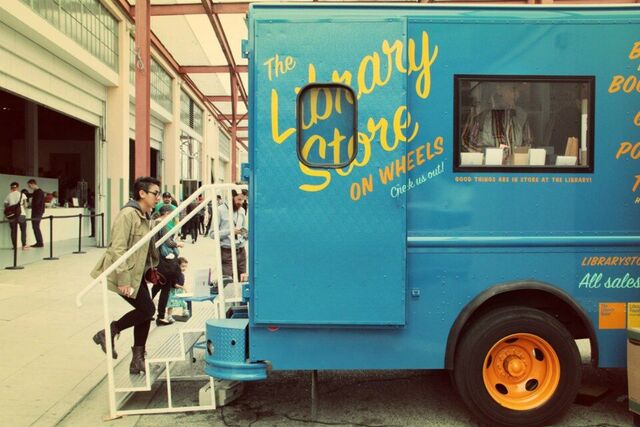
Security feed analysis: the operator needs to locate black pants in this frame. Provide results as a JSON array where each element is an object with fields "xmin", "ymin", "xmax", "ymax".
[
  {"xmin": 151, "ymin": 283, "xmax": 170, "ymax": 319},
  {"xmin": 204, "ymin": 216, "xmax": 212, "ymax": 237},
  {"xmin": 221, "ymin": 247, "xmax": 246, "ymax": 280},
  {"xmin": 188, "ymin": 221, "xmax": 198, "ymax": 242},
  {"xmin": 181, "ymin": 222, "xmax": 197, "ymax": 241},
  {"xmin": 9, "ymin": 217, "xmax": 27, "ymax": 249},
  {"xmin": 115, "ymin": 278, "xmax": 155, "ymax": 347},
  {"xmin": 31, "ymin": 217, "xmax": 43, "ymax": 246},
  {"xmin": 198, "ymin": 216, "xmax": 205, "ymax": 235}
]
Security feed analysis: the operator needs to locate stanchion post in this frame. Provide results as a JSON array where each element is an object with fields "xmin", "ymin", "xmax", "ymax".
[
  {"xmin": 73, "ymin": 213, "xmax": 86, "ymax": 254},
  {"xmin": 5, "ymin": 221, "xmax": 24, "ymax": 270},
  {"xmin": 98, "ymin": 213, "xmax": 106, "ymax": 248},
  {"xmin": 43, "ymin": 215, "xmax": 58, "ymax": 260}
]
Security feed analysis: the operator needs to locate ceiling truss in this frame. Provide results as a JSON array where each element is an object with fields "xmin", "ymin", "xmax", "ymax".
[{"xmin": 119, "ymin": 0, "xmax": 636, "ymax": 177}]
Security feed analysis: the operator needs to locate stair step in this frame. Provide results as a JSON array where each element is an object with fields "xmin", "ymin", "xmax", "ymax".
[
  {"xmin": 148, "ymin": 331, "xmax": 202, "ymax": 362},
  {"xmin": 113, "ymin": 300, "xmax": 221, "ymax": 393},
  {"xmin": 181, "ymin": 299, "xmax": 220, "ymax": 332}
]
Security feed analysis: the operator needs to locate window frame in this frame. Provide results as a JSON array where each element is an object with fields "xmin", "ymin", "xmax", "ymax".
[
  {"xmin": 296, "ymin": 83, "xmax": 358, "ymax": 169},
  {"xmin": 453, "ymin": 74, "xmax": 595, "ymax": 174}
]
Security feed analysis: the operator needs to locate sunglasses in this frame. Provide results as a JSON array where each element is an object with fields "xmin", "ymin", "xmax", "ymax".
[{"xmin": 146, "ymin": 190, "xmax": 160, "ymax": 197}]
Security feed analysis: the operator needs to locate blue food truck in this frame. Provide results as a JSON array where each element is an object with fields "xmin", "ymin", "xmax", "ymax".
[{"xmin": 204, "ymin": 4, "xmax": 640, "ymax": 426}]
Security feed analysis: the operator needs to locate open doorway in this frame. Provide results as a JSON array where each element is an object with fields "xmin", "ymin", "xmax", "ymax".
[{"xmin": 0, "ymin": 88, "xmax": 95, "ymax": 206}]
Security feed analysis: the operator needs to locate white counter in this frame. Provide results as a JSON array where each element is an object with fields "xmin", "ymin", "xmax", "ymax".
[{"xmin": 1, "ymin": 207, "xmax": 92, "ymax": 249}]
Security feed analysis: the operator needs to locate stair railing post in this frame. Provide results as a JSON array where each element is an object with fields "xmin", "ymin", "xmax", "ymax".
[{"xmin": 98, "ymin": 213, "xmax": 106, "ymax": 248}]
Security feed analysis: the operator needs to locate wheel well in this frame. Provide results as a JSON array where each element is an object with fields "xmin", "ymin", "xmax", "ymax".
[{"xmin": 445, "ymin": 284, "xmax": 598, "ymax": 370}]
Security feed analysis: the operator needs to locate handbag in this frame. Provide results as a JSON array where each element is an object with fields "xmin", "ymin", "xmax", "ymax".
[
  {"xmin": 4, "ymin": 194, "xmax": 22, "ymax": 220},
  {"xmin": 144, "ymin": 267, "xmax": 166, "ymax": 286}
]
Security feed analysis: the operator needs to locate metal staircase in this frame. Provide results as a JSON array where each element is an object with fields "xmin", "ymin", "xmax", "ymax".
[{"xmin": 76, "ymin": 184, "xmax": 247, "ymax": 419}]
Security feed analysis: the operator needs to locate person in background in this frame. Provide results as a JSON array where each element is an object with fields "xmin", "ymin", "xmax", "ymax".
[
  {"xmin": 217, "ymin": 189, "xmax": 247, "ymax": 280},
  {"xmin": 88, "ymin": 190, "xmax": 96, "ymax": 238},
  {"xmin": 4, "ymin": 182, "xmax": 29, "ymax": 251},
  {"xmin": 154, "ymin": 192, "xmax": 177, "ymax": 231},
  {"xmin": 27, "ymin": 179, "xmax": 45, "ymax": 247},
  {"xmin": 242, "ymin": 189, "xmax": 248, "ymax": 215},
  {"xmin": 51, "ymin": 191, "xmax": 59, "ymax": 207},
  {"xmin": 461, "ymin": 82, "xmax": 533, "ymax": 159},
  {"xmin": 197, "ymin": 195, "xmax": 206, "ymax": 235},
  {"xmin": 165, "ymin": 257, "xmax": 190, "ymax": 321},
  {"xmin": 204, "ymin": 199, "xmax": 213, "ymax": 237},
  {"xmin": 185, "ymin": 198, "xmax": 199, "ymax": 243},
  {"xmin": 90, "ymin": 176, "xmax": 160, "ymax": 375},
  {"xmin": 153, "ymin": 205, "xmax": 184, "ymax": 326}
]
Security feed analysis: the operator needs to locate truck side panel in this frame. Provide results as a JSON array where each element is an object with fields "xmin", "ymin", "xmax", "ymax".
[
  {"xmin": 250, "ymin": 18, "xmax": 409, "ymax": 327},
  {"xmin": 248, "ymin": 6, "xmax": 640, "ymax": 370}
]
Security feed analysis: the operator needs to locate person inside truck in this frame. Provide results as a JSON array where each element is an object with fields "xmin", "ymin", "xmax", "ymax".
[{"xmin": 461, "ymin": 82, "xmax": 533, "ymax": 159}]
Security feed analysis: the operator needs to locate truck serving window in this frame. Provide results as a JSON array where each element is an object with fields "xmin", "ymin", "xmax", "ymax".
[
  {"xmin": 297, "ymin": 83, "xmax": 357, "ymax": 169},
  {"xmin": 455, "ymin": 76, "xmax": 594, "ymax": 173}
]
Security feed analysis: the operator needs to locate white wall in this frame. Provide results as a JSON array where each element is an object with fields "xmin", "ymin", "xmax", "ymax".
[
  {"xmin": 0, "ymin": 19, "xmax": 107, "ymax": 127},
  {"xmin": 0, "ymin": 173, "xmax": 58, "ymax": 195}
]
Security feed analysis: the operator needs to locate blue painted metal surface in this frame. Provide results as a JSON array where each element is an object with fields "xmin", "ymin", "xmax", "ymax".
[
  {"xmin": 242, "ymin": 4, "xmax": 640, "ymax": 371},
  {"xmin": 204, "ymin": 319, "xmax": 267, "ymax": 381},
  {"xmin": 250, "ymin": 16, "xmax": 407, "ymax": 325},
  {"xmin": 207, "ymin": 319, "xmax": 248, "ymax": 362},
  {"xmin": 204, "ymin": 358, "xmax": 268, "ymax": 381}
]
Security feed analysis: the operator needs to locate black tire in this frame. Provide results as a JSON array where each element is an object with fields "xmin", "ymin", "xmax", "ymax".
[{"xmin": 453, "ymin": 306, "xmax": 581, "ymax": 427}]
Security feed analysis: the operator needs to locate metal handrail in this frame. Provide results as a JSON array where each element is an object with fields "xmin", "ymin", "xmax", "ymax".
[
  {"xmin": 74, "ymin": 182, "xmax": 247, "ymax": 419},
  {"xmin": 76, "ymin": 183, "xmax": 245, "ymax": 307}
]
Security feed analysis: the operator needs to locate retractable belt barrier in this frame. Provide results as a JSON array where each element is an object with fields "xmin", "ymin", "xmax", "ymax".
[{"xmin": 0, "ymin": 212, "xmax": 105, "ymax": 270}]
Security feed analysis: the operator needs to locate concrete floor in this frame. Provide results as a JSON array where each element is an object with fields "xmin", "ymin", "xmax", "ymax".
[{"xmin": 59, "ymin": 362, "xmax": 633, "ymax": 427}]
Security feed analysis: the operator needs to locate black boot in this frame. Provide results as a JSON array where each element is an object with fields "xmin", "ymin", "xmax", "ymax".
[
  {"xmin": 130, "ymin": 346, "xmax": 146, "ymax": 375},
  {"xmin": 92, "ymin": 321, "xmax": 120, "ymax": 359}
]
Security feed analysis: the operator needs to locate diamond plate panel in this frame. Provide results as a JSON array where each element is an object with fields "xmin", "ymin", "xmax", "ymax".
[{"xmin": 209, "ymin": 320, "xmax": 248, "ymax": 363}]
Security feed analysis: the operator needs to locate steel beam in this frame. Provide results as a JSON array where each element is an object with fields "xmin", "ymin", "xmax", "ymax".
[
  {"xmin": 201, "ymin": 0, "xmax": 249, "ymax": 107},
  {"xmin": 135, "ymin": 3, "xmax": 249, "ymax": 16},
  {"xmin": 116, "ymin": 0, "xmax": 249, "ymax": 152},
  {"xmin": 230, "ymin": 72, "xmax": 238, "ymax": 181},
  {"xmin": 135, "ymin": 0, "xmax": 151, "ymax": 177},
  {"xmin": 180, "ymin": 65, "xmax": 248, "ymax": 73},
  {"xmin": 206, "ymin": 96, "xmax": 232, "ymax": 102},
  {"xmin": 219, "ymin": 114, "xmax": 248, "ymax": 121}
]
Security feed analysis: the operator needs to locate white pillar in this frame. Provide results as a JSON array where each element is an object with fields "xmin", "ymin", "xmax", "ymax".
[
  {"xmin": 163, "ymin": 78, "xmax": 181, "ymax": 198},
  {"xmin": 104, "ymin": 20, "xmax": 131, "ymax": 226}
]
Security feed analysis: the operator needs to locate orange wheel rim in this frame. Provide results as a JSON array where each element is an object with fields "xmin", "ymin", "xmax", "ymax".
[{"xmin": 482, "ymin": 333, "xmax": 560, "ymax": 410}]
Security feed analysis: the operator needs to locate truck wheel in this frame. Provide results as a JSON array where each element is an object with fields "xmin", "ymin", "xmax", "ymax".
[{"xmin": 453, "ymin": 306, "xmax": 581, "ymax": 427}]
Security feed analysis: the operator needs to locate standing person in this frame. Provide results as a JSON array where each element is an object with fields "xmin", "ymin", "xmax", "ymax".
[
  {"xmin": 241, "ymin": 189, "xmax": 248, "ymax": 214},
  {"xmin": 204, "ymin": 200, "xmax": 213, "ymax": 237},
  {"xmin": 90, "ymin": 176, "xmax": 160, "ymax": 375},
  {"xmin": 27, "ymin": 179, "xmax": 45, "ymax": 247},
  {"xmin": 197, "ymin": 196, "xmax": 206, "ymax": 235},
  {"xmin": 461, "ymin": 82, "xmax": 533, "ymax": 159},
  {"xmin": 154, "ymin": 192, "xmax": 177, "ymax": 230},
  {"xmin": 88, "ymin": 190, "xmax": 95, "ymax": 237},
  {"xmin": 153, "ymin": 205, "xmax": 184, "ymax": 325},
  {"xmin": 186, "ymin": 199, "xmax": 199, "ymax": 243},
  {"xmin": 217, "ymin": 190, "xmax": 247, "ymax": 279},
  {"xmin": 4, "ymin": 182, "xmax": 29, "ymax": 251}
]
